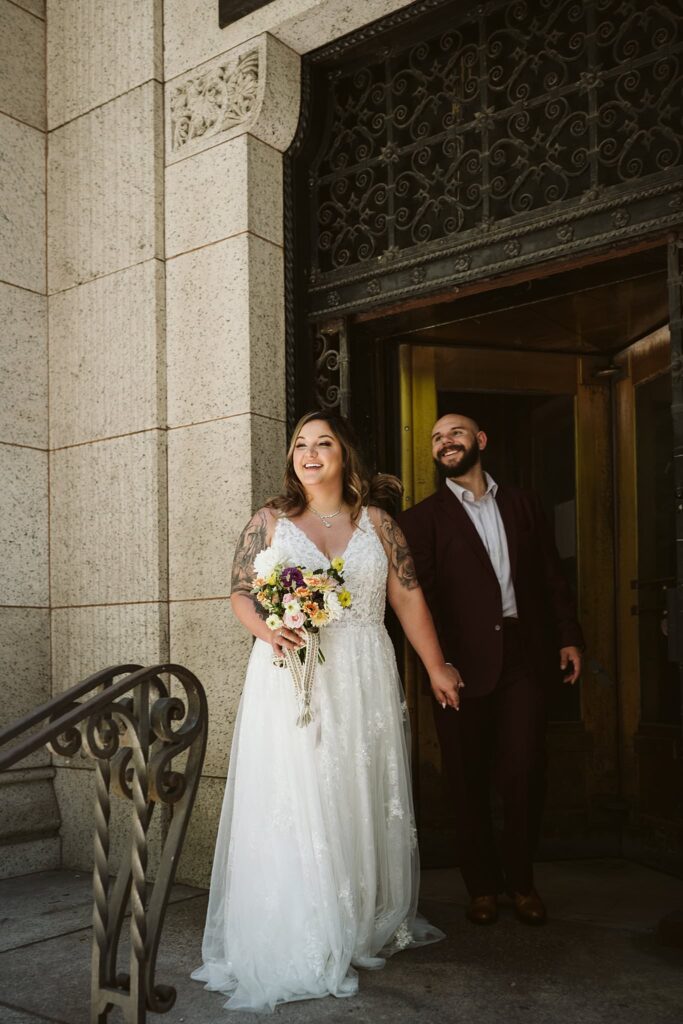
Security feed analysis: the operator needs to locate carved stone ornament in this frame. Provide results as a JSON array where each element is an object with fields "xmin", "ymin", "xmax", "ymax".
[{"xmin": 170, "ymin": 49, "xmax": 259, "ymax": 156}]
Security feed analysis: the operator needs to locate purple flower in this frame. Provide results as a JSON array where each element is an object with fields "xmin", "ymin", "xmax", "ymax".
[{"xmin": 281, "ymin": 566, "xmax": 305, "ymax": 589}]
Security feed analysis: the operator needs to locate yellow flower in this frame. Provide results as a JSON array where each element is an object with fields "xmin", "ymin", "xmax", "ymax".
[
  {"xmin": 339, "ymin": 590, "xmax": 352, "ymax": 608},
  {"xmin": 331, "ymin": 557, "xmax": 345, "ymax": 573},
  {"xmin": 311, "ymin": 608, "xmax": 330, "ymax": 626},
  {"xmin": 267, "ymin": 571, "xmax": 277, "ymax": 586}
]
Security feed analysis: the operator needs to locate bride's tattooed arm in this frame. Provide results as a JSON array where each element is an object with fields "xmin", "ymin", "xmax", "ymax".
[
  {"xmin": 231, "ymin": 510, "xmax": 269, "ymax": 596},
  {"xmin": 376, "ymin": 510, "xmax": 419, "ymax": 590}
]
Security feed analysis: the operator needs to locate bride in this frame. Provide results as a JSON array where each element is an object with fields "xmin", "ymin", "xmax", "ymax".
[{"xmin": 192, "ymin": 411, "xmax": 463, "ymax": 1012}]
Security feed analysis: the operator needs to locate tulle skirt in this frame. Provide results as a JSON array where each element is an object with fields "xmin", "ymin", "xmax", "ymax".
[{"xmin": 192, "ymin": 623, "xmax": 444, "ymax": 1012}]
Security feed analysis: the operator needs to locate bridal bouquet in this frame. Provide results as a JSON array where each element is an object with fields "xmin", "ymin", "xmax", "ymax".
[{"xmin": 252, "ymin": 549, "xmax": 353, "ymax": 727}]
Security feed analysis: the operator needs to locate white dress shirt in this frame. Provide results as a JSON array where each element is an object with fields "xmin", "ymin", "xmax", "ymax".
[{"xmin": 446, "ymin": 472, "xmax": 518, "ymax": 618}]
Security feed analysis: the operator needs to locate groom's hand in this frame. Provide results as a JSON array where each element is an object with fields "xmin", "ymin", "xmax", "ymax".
[
  {"xmin": 560, "ymin": 646, "xmax": 582, "ymax": 684},
  {"xmin": 430, "ymin": 663, "xmax": 465, "ymax": 711}
]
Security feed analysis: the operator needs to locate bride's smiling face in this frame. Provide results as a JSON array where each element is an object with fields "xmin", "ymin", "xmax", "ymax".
[{"xmin": 292, "ymin": 419, "xmax": 344, "ymax": 489}]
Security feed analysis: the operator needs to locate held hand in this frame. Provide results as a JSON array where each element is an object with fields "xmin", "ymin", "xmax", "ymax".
[
  {"xmin": 270, "ymin": 626, "xmax": 306, "ymax": 659},
  {"xmin": 430, "ymin": 663, "xmax": 465, "ymax": 711},
  {"xmin": 560, "ymin": 645, "xmax": 582, "ymax": 685}
]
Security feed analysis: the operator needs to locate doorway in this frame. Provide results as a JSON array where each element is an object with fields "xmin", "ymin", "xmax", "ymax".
[{"xmin": 355, "ymin": 248, "xmax": 681, "ymax": 872}]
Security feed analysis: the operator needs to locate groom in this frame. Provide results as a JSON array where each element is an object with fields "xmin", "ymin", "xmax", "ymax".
[{"xmin": 399, "ymin": 412, "xmax": 584, "ymax": 926}]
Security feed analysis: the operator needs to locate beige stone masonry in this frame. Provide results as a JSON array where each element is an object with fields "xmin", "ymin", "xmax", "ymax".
[
  {"xmin": 0, "ymin": 0, "xmax": 46, "ymax": 130},
  {"xmin": 168, "ymin": 414, "xmax": 284, "ymax": 603},
  {"xmin": 0, "ymin": 112, "xmax": 45, "ymax": 294},
  {"xmin": 166, "ymin": 233, "xmax": 284, "ymax": 427},
  {"xmin": 12, "ymin": 0, "xmax": 44, "ymax": 18},
  {"xmin": 48, "ymin": 81, "xmax": 164, "ymax": 294},
  {"xmin": 0, "ymin": 445, "xmax": 48, "ymax": 606},
  {"xmin": 0, "ymin": 607, "xmax": 51, "ymax": 768},
  {"xmin": 170, "ymin": 599, "xmax": 251, "ymax": 777},
  {"xmin": 165, "ymin": 133, "xmax": 283, "ymax": 256},
  {"xmin": 50, "ymin": 431, "xmax": 168, "ymax": 607},
  {"xmin": 0, "ymin": 283, "xmax": 47, "ymax": 448},
  {"xmin": 51, "ymin": 602, "xmax": 169, "ymax": 693},
  {"xmin": 49, "ymin": 260, "xmax": 166, "ymax": 448},
  {"xmin": 47, "ymin": 0, "xmax": 162, "ymax": 129},
  {"xmin": 164, "ymin": 0, "xmax": 415, "ymax": 81}
]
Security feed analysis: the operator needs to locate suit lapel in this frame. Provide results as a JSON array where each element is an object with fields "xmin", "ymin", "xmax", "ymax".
[
  {"xmin": 437, "ymin": 484, "xmax": 498, "ymax": 581},
  {"xmin": 493, "ymin": 484, "xmax": 518, "ymax": 582}
]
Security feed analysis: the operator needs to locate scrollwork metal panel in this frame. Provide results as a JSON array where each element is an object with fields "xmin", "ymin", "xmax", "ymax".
[{"xmin": 295, "ymin": 0, "xmax": 683, "ymax": 319}]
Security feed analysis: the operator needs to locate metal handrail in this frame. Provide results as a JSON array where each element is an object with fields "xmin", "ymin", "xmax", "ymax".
[{"xmin": 0, "ymin": 663, "xmax": 208, "ymax": 1023}]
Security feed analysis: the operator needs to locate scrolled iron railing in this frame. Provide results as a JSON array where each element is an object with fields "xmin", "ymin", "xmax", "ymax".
[{"xmin": 0, "ymin": 663, "xmax": 208, "ymax": 1024}]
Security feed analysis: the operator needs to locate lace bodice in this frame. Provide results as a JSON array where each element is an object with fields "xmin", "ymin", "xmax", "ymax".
[{"xmin": 272, "ymin": 507, "xmax": 388, "ymax": 626}]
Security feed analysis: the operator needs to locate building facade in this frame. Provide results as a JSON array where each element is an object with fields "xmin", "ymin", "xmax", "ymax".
[{"xmin": 1, "ymin": 0, "xmax": 681, "ymax": 887}]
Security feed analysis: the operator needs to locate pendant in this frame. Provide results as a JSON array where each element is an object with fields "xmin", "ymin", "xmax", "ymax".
[{"xmin": 322, "ymin": 520, "xmax": 332, "ymax": 528}]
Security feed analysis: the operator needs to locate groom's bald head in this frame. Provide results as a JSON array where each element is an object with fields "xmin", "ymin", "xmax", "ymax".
[{"xmin": 431, "ymin": 413, "xmax": 481, "ymax": 440}]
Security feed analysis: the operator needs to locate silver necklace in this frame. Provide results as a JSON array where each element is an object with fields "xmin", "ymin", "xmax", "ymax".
[{"xmin": 308, "ymin": 504, "xmax": 342, "ymax": 529}]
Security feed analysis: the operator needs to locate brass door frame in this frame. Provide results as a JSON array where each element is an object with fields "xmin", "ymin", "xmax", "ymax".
[{"xmin": 614, "ymin": 328, "xmax": 679, "ymax": 858}]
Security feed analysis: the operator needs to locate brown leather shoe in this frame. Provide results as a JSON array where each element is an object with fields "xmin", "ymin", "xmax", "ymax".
[
  {"xmin": 512, "ymin": 889, "xmax": 547, "ymax": 925},
  {"xmin": 466, "ymin": 894, "xmax": 498, "ymax": 925}
]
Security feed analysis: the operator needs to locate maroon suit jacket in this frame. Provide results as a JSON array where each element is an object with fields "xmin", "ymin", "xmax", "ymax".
[{"xmin": 398, "ymin": 483, "xmax": 584, "ymax": 697}]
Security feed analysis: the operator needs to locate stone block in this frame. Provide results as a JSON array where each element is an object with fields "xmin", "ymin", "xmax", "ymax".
[
  {"xmin": 47, "ymin": 82, "xmax": 163, "ymax": 293},
  {"xmin": 47, "ymin": 0, "xmax": 162, "ymax": 128},
  {"xmin": 0, "ymin": 836, "xmax": 60, "ymax": 880},
  {"xmin": 163, "ymin": 0, "xmax": 412, "ymax": 81},
  {"xmin": 51, "ymin": 603, "xmax": 169, "ymax": 693},
  {"xmin": 12, "ymin": 0, "xmax": 44, "ymax": 17},
  {"xmin": 0, "ymin": 607, "xmax": 50, "ymax": 769},
  {"xmin": 0, "ymin": 283, "xmax": 47, "ymax": 448},
  {"xmin": 0, "ymin": 0, "xmax": 46, "ymax": 130},
  {"xmin": 176, "ymin": 774, "xmax": 225, "ymax": 887},
  {"xmin": 0, "ymin": 769, "xmax": 60, "ymax": 844},
  {"xmin": 249, "ymin": 412, "xmax": 286, "ymax": 509},
  {"xmin": 54, "ymin": 765, "xmax": 167, "ymax": 876},
  {"xmin": 0, "ymin": 112, "xmax": 45, "ymax": 293},
  {"xmin": 165, "ymin": 133, "xmax": 282, "ymax": 257},
  {"xmin": 0, "ymin": 445, "xmax": 48, "ymax": 606},
  {"xmin": 166, "ymin": 233, "xmax": 284, "ymax": 427},
  {"xmin": 50, "ymin": 431, "xmax": 167, "ymax": 607},
  {"xmin": 165, "ymin": 34, "xmax": 299, "ymax": 162},
  {"xmin": 49, "ymin": 260, "xmax": 165, "ymax": 448},
  {"xmin": 170, "ymin": 599, "xmax": 251, "ymax": 777},
  {"xmin": 168, "ymin": 415, "xmax": 262, "ymax": 602}
]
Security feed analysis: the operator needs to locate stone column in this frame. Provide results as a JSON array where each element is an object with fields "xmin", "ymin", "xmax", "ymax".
[
  {"xmin": 164, "ymin": 34, "xmax": 300, "ymax": 886},
  {"xmin": 0, "ymin": 0, "xmax": 58, "ymax": 878},
  {"xmin": 46, "ymin": 0, "xmax": 168, "ymax": 870}
]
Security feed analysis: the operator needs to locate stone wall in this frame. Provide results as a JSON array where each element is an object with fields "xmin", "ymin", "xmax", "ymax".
[
  {"xmin": 0, "ymin": 0, "xmax": 59, "ymax": 878},
  {"xmin": 0, "ymin": 0, "xmax": 414, "ymax": 887},
  {"xmin": 46, "ymin": 0, "xmax": 168, "ymax": 870}
]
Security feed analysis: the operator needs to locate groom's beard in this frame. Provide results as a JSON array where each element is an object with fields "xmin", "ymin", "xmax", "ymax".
[{"xmin": 433, "ymin": 442, "xmax": 481, "ymax": 480}]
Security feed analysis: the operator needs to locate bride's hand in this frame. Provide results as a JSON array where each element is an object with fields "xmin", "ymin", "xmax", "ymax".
[
  {"xmin": 429, "ymin": 663, "xmax": 464, "ymax": 711},
  {"xmin": 270, "ymin": 626, "xmax": 306, "ymax": 658}
]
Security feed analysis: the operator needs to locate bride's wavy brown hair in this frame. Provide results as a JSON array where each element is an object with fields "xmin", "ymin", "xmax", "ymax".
[{"xmin": 267, "ymin": 411, "xmax": 403, "ymax": 522}]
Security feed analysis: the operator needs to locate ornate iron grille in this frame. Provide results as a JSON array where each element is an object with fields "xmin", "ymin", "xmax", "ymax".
[{"xmin": 298, "ymin": 0, "xmax": 683, "ymax": 318}]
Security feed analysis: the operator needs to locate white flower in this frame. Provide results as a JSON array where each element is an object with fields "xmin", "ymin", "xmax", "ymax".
[
  {"xmin": 265, "ymin": 614, "xmax": 283, "ymax": 631},
  {"xmin": 324, "ymin": 590, "xmax": 344, "ymax": 621},
  {"xmin": 253, "ymin": 547, "xmax": 280, "ymax": 578}
]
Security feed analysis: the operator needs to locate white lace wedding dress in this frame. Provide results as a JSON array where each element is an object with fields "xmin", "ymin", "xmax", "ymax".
[{"xmin": 191, "ymin": 508, "xmax": 444, "ymax": 1012}]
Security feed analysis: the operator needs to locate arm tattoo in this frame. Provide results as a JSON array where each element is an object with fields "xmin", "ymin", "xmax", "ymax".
[
  {"xmin": 378, "ymin": 511, "xmax": 419, "ymax": 590},
  {"xmin": 231, "ymin": 510, "xmax": 268, "ymax": 596}
]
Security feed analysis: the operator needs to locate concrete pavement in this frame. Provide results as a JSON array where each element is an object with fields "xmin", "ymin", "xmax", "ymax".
[{"xmin": 1, "ymin": 860, "xmax": 682, "ymax": 1024}]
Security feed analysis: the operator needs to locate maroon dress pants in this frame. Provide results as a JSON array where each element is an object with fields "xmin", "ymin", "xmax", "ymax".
[{"xmin": 433, "ymin": 618, "xmax": 547, "ymax": 897}]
